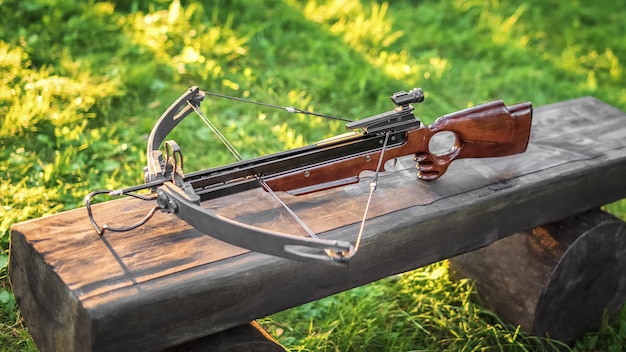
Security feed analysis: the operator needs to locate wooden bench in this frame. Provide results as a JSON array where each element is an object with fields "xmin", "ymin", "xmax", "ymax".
[{"xmin": 9, "ymin": 97, "xmax": 626, "ymax": 351}]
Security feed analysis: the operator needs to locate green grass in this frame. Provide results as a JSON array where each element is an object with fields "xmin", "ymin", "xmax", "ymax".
[
  {"xmin": 260, "ymin": 262, "xmax": 578, "ymax": 351},
  {"xmin": 1, "ymin": 0, "xmax": 625, "ymax": 350}
]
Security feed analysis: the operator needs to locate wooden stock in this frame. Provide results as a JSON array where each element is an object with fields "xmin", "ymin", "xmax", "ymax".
[
  {"xmin": 264, "ymin": 100, "xmax": 532, "ymax": 192},
  {"xmin": 415, "ymin": 100, "xmax": 532, "ymax": 179}
]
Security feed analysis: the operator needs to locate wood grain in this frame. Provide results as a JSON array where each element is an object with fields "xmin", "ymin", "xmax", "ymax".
[{"xmin": 9, "ymin": 97, "xmax": 626, "ymax": 352}]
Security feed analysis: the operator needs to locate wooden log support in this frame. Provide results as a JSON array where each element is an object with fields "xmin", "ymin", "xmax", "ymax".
[
  {"xmin": 162, "ymin": 321, "xmax": 285, "ymax": 352},
  {"xmin": 449, "ymin": 209, "xmax": 626, "ymax": 341},
  {"xmin": 9, "ymin": 97, "xmax": 626, "ymax": 351}
]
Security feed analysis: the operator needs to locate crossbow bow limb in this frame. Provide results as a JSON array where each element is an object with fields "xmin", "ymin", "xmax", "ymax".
[{"xmin": 86, "ymin": 86, "xmax": 532, "ymax": 266}]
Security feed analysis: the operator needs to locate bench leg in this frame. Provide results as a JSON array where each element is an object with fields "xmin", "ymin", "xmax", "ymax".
[
  {"xmin": 449, "ymin": 209, "xmax": 626, "ymax": 341},
  {"xmin": 162, "ymin": 321, "xmax": 285, "ymax": 352}
]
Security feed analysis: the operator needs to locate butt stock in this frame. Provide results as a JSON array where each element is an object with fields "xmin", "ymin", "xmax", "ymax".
[{"xmin": 415, "ymin": 100, "xmax": 532, "ymax": 180}]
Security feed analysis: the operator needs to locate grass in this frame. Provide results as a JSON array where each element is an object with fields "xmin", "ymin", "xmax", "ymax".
[
  {"xmin": 1, "ymin": 0, "xmax": 625, "ymax": 350},
  {"xmin": 260, "ymin": 262, "xmax": 577, "ymax": 351}
]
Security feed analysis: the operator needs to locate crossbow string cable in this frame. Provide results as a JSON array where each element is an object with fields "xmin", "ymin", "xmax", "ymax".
[
  {"xmin": 202, "ymin": 91, "xmax": 353, "ymax": 123},
  {"xmin": 188, "ymin": 101, "xmax": 320, "ymax": 240},
  {"xmin": 190, "ymin": 94, "xmax": 390, "ymax": 254}
]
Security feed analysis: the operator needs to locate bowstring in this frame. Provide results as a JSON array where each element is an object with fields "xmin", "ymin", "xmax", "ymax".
[
  {"xmin": 353, "ymin": 131, "xmax": 391, "ymax": 253},
  {"xmin": 201, "ymin": 90, "xmax": 353, "ymax": 123},
  {"xmin": 188, "ymin": 101, "xmax": 244, "ymax": 161},
  {"xmin": 188, "ymin": 101, "xmax": 320, "ymax": 240},
  {"xmin": 189, "ymin": 95, "xmax": 391, "ymax": 255}
]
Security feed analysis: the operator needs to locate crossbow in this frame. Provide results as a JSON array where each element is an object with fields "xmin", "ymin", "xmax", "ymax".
[{"xmin": 86, "ymin": 86, "xmax": 532, "ymax": 266}]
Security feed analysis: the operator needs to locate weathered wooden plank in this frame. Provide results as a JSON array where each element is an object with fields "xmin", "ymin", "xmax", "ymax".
[{"xmin": 9, "ymin": 97, "xmax": 626, "ymax": 351}]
